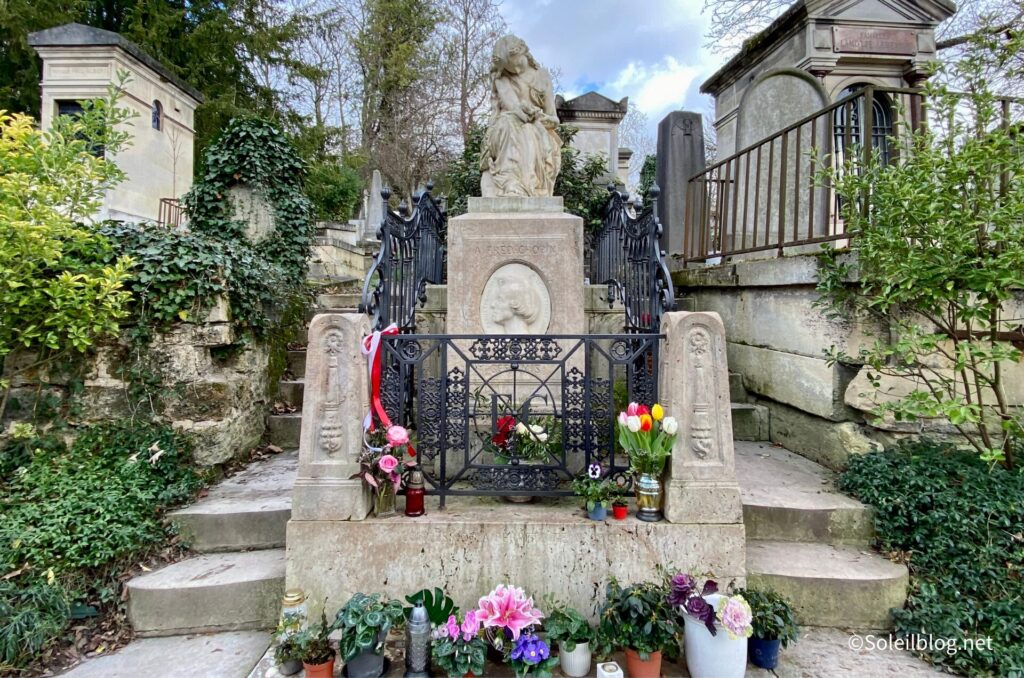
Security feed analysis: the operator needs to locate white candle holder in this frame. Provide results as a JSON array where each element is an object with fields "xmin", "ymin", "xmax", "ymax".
[{"xmin": 596, "ymin": 660, "xmax": 624, "ymax": 678}]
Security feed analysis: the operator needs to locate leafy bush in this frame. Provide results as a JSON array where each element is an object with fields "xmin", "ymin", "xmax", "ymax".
[
  {"xmin": 0, "ymin": 87, "xmax": 134, "ymax": 417},
  {"xmin": 0, "ymin": 581, "xmax": 69, "ymax": 670},
  {"xmin": 838, "ymin": 440, "xmax": 1024, "ymax": 675},
  {"xmin": 305, "ymin": 161, "xmax": 362, "ymax": 222},
  {"xmin": 183, "ymin": 118, "xmax": 313, "ymax": 290},
  {"xmin": 0, "ymin": 420, "xmax": 202, "ymax": 670},
  {"xmin": 0, "ymin": 421, "xmax": 202, "ymax": 576}
]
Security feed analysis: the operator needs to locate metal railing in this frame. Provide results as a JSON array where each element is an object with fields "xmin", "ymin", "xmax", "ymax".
[
  {"xmin": 157, "ymin": 197, "xmax": 184, "ymax": 227},
  {"xmin": 360, "ymin": 183, "xmax": 447, "ymax": 331},
  {"xmin": 590, "ymin": 184, "xmax": 676, "ymax": 332},
  {"xmin": 378, "ymin": 333, "xmax": 661, "ymax": 505},
  {"xmin": 680, "ymin": 86, "xmax": 927, "ymax": 265}
]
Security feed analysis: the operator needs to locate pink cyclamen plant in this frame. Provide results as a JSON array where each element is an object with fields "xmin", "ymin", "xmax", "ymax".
[{"xmin": 476, "ymin": 584, "xmax": 544, "ymax": 640}]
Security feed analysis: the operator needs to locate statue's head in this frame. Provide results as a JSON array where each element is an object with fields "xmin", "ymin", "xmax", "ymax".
[{"xmin": 491, "ymin": 35, "xmax": 538, "ymax": 76}]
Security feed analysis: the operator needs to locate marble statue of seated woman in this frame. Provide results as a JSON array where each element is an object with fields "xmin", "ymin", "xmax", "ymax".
[{"xmin": 480, "ymin": 35, "xmax": 562, "ymax": 198}]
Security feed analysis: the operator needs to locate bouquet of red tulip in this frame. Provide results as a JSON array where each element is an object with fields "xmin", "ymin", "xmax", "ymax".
[{"xmin": 616, "ymin": 402, "xmax": 678, "ymax": 475}]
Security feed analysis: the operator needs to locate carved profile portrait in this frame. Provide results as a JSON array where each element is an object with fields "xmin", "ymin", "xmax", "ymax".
[{"xmin": 481, "ymin": 263, "xmax": 551, "ymax": 334}]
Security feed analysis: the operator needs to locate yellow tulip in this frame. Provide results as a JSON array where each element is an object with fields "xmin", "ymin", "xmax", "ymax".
[{"xmin": 651, "ymin": 403, "xmax": 664, "ymax": 421}]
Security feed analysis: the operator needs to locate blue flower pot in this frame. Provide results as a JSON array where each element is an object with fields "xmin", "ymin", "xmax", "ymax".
[
  {"xmin": 749, "ymin": 637, "xmax": 781, "ymax": 669},
  {"xmin": 587, "ymin": 501, "xmax": 607, "ymax": 520}
]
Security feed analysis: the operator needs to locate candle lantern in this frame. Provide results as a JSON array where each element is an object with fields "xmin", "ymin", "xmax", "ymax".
[
  {"xmin": 404, "ymin": 601, "xmax": 431, "ymax": 677},
  {"xmin": 596, "ymin": 661, "xmax": 624, "ymax": 678},
  {"xmin": 404, "ymin": 469, "xmax": 426, "ymax": 517},
  {"xmin": 279, "ymin": 589, "xmax": 308, "ymax": 636}
]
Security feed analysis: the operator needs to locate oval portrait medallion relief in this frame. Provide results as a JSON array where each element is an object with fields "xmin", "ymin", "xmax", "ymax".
[{"xmin": 480, "ymin": 263, "xmax": 551, "ymax": 334}]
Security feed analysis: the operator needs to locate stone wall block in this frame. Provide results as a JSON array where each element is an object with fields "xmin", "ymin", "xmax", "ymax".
[
  {"xmin": 292, "ymin": 313, "xmax": 372, "ymax": 521},
  {"xmin": 658, "ymin": 311, "xmax": 744, "ymax": 525}
]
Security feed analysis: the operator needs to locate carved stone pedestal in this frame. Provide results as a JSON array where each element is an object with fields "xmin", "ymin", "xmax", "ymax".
[
  {"xmin": 289, "ymin": 313, "xmax": 372, "ymax": 522},
  {"xmin": 446, "ymin": 199, "xmax": 585, "ymax": 335},
  {"xmin": 659, "ymin": 312, "xmax": 744, "ymax": 526}
]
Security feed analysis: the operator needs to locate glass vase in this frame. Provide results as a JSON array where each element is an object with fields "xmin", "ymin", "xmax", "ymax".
[
  {"xmin": 374, "ymin": 484, "xmax": 397, "ymax": 518},
  {"xmin": 635, "ymin": 473, "xmax": 663, "ymax": 522}
]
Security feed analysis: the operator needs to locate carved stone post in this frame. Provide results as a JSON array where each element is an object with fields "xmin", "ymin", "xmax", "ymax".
[
  {"xmin": 659, "ymin": 311, "xmax": 743, "ymax": 524},
  {"xmin": 291, "ymin": 313, "xmax": 372, "ymax": 521}
]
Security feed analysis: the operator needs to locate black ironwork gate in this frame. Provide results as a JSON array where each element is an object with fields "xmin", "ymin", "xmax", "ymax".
[{"xmin": 378, "ymin": 333, "xmax": 660, "ymax": 505}]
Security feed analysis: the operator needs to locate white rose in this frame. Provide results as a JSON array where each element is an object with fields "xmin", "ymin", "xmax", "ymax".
[
  {"xmin": 529, "ymin": 424, "xmax": 544, "ymax": 434},
  {"xmin": 662, "ymin": 416, "xmax": 678, "ymax": 435},
  {"xmin": 537, "ymin": 433, "xmax": 549, "ymax": 443},
  {"xmin": 515, "ymin": 422, "xmax": 528, "ymax": 435},
  {"xmin": 626, "ymin": 415, "xmax": 642, "ymax": 432}
]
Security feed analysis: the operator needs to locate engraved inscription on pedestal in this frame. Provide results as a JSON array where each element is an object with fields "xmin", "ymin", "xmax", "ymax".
[
  {"xmin": 480, "ymin": 263, "xmax": 551, "ymax": 334},
  {"xmin": 318, "ymin": 329, "xmax": 347, "ymax": 455}
]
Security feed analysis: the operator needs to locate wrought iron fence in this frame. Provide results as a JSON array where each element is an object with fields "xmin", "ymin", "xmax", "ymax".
[
  {"xmin": 590, "ymin": 185, "xmax": 676, "ymax": 332},
  {"xmin": 680, "ymin": 86, "xmax": 926, "ymax": 265},
  {"xmin": 360, "ymin": 183, "xmax": 447, "ymax": 331},
  {"xmin": 378, "ymin": 333, "xmax": 661, "ymax": 505}
]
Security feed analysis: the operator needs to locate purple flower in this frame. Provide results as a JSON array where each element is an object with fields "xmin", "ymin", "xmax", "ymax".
[
  {"xmin": 588, "ymin": 463, "xmax": 602, "ymax": 479},
  {"xmin": 684, "ymin": 597, "xmax": 718, "ymax": 637},
  {"xmin": 667, "ymin": 572, "xmax": 696, "ymax": 607},
  {"xmin": 511, "ymin": 633, "xmax": 549, "ymax": 665}
]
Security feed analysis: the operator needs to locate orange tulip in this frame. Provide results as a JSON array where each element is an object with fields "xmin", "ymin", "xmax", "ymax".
[{"xmin": 640, "ymin": 414, "xmax": 653, "ymax": 432}]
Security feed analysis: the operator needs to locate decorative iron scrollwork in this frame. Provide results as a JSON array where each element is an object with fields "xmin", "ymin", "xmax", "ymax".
[
  {"xmin": 359, "ymin": 183, "xmax": 447, "ymax": 332},
  {"xmin": 467, "ymin": 336, "xmax": 563, "ymax": 361},
  {"xmin": 591, "ymin": 184, "xmax": 676, "ymax": 333}
]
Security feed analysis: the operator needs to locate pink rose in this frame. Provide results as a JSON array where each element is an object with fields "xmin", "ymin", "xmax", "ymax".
[
  {"xmin": 378, "ymin": 454, "xmax": 399, "ymax": 474},
  {"xmin": 386, "ymin": 425, "xmax": 410, "ymax": 446}
]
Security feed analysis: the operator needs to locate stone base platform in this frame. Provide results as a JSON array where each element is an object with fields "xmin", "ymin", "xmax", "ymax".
[{"xmin": 285, "ymin": 497, "xmax": 745, "ymax": 619}]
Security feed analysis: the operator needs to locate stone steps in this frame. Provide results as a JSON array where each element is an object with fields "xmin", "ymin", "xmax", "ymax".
[
  {"xmin": 266, "ymin": 412, "xmax": 301, "ymax": 448},
  {"xmin": 169, "ymin": 453, "xmax": 297, "ymax": 553},
  {"xmin": 285, "ymin": 349, "xmax": 307, "ymax": 379},
  {"xmin": 127, "ymin": 549, "xmax": 286, "ymax": 636},
  {"xmin": 736, "ymin": 441, "xmax": 908, "ymax": 629},
  {"xmin": 736, "ymin": 442, "xmax": 872, "ymax": 545},
  {"xmin": 731, "ymin": 403, "xmax": 769, "ymax": 441},
  {"xmin": 277, "ymin": 379, "xmax": 304, "ymax": 408},
  {"xmin": 746, "ymin": 540, "xmax": 909, "ymax": 629}
]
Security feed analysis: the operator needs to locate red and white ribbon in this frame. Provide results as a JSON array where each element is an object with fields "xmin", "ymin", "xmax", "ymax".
[{"xmin": 360, "ymin": 324, "xmax": 399, "ymax": 432}]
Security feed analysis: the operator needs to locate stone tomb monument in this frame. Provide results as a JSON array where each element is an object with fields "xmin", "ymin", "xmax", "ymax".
[{"xmin": 286, "ymin": 34, "xmax": 744, "ymax": 623}]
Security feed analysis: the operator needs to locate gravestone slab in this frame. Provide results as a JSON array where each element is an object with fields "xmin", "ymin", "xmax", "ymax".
[
  {"xmin": 656, "ymin": 111, "xmax": 705, "ymax": 257},
  {"xmin": 228, "ymin": 186, "xmax": 275, "ymax": 242}
]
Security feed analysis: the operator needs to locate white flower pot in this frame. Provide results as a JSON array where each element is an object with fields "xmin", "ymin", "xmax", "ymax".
[
  {"xmin": 682, "ymin": 594, "xmax": 747, "ymax": 678},
  {"xmin": 558, "ymin": 640, "xmax": 592, "ymax": 677}
]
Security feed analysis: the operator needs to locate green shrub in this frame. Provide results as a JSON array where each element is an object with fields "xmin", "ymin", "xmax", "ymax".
[
  {"xmin": 0, "ymin": 581, "xmax": 69, "ymax": 670},
  {"xmin": 305, "ymin": 161, "xmax": 362, "ymax": 222},
  {"xmin": 838, "ymin": 440, "xmax": 1024, "ymax": 675},
  {"xmin": 0, "ymin": 421, "xmax": 201, "ymax": 576}
]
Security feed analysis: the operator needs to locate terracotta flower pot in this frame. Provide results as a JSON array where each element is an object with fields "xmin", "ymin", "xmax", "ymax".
[
  {"xmin": 612, "ymin": 503, "xmax": 628, "ymax": 520},
  {"xmin": 303, "ymin": 657, "xmax": 335, "ymax": 678},
  {"xmin": 623, "ymin": 648, "xmax": 662, "ymax": 678}
]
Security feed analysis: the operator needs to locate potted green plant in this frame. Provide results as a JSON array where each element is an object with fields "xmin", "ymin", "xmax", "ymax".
[
  {"xmin": 333, "ymin": 592, "xmax": 406, "ymax": 678},
  {"xmin": 611, "ymin": 498, "xmax": 628, "ymax": 520},
  {"xmin": 273, "ymin": 633, "xmax": 303, "ymax": 676},
  {"xmin": 542, "ymin": 598, "xmax": 594, "ymax": 677},
  {"xmin": 431, "ymin": 611, "xmax": 487, "ymax": 677},
  {"xmin": 291, "ymin": 610, "xmax": 336, "ymax": 678},
  {"xmin": 595, "ymin": 578, "xmax": 679, "ymax": 678},
  {"xmin": 571, "ymin": 464, "xmax": 615, "ymax": 520},
  {"xmin": 735, "ymin": 588, "xmax": 798, "ymax": 669}
]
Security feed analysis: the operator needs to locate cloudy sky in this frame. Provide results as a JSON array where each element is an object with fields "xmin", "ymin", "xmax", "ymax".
[{"xmin": 502, "ymin": 0, "xmax": 730, "ymax": 135}]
